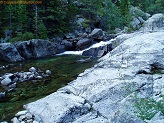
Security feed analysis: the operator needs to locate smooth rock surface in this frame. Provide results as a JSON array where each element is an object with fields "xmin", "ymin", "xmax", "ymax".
[
  {"xmin": 24, "ymin": 31, "xmax": 164, "ymax": 123},
  {"xmin": 25, "ymin": 92, "xmax": 91, "ymax": 123}
]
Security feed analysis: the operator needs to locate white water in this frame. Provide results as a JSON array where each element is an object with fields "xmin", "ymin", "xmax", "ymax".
[{"xmin": 57, "ymin": 41, "xmax": 112, "ymax": 56}]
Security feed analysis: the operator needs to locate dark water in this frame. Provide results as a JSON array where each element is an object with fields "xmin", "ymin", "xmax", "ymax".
[{"xmin": 0, "ymin": 55, "xmax": 97, "ymax": 121}]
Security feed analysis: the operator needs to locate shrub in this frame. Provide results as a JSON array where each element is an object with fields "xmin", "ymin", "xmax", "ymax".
[{"xmin": 9, "ymin": 32, "xmax": 34, "ymax": 43}]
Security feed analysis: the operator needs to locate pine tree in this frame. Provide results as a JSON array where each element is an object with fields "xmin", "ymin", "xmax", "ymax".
[{"xmin": 38, "ymin": 19, "xmax": 47, "ymax": 39}]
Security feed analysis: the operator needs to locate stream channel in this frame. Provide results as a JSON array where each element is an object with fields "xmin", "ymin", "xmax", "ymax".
[{"xmin": 0, "ymin": 55, "xmax": 97, "ymax": 122}]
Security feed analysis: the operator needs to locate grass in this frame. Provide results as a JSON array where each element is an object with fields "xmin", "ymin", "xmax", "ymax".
[{"xmin": 134, "ymin": 96, "xmax": 164, "ymax": 120}]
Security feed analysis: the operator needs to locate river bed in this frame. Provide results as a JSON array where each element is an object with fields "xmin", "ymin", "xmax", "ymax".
[{"xmin": 0, "ymin": 55, "xmax": 97, "ymax": 122}]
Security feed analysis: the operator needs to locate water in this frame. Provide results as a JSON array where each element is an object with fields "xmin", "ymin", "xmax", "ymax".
[
  {"xmin": 0, "ymin": 55, "xmax": 97, "ymax": 121},
  {"xmin": 58, "ymin": 41, "xmax": 111, "ymax": 55}
]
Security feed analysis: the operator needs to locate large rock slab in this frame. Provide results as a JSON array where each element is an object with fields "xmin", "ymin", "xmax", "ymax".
[
  {"xmin": 141, "ymin": 13, "xmax": 164, "ymax": 32},
  {"xmin": 24, "ymin": 92, "xmax": 91, "ymax": 123},
  {"xmin": 0, "ymin": 43, "xmax": 24, "ymax": 62},
  {"xmin": 14, "ymin": 39, "xmax": 57, "ymax": 59},
  {"xmin": 24, "ymin": 31, "xmax": 164, "ymax": 122}
]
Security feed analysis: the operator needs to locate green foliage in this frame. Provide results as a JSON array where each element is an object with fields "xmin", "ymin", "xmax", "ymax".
[
  {"xmin": 134, "ymin": 96, "xmax": 164, "ymax": 120},
  {"xmin": 9, "ymin": 32, "xmax": 34, "ymax": 42},
  {"xmin": 0, "ymin": 0, "xmax": 163, "ymax": 40},
  {"xmin": 130, "ymin": 0, "xmax": 164, "ymax": 14},
  {"xmin": 38, "ymin": 20, "xmax": 47, "ymax": 39},
  {"xmin": 81, "ymin": 19, "xmax": 90, "ymax": 28}
]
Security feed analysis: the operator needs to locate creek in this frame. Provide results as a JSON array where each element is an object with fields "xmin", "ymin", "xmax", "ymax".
[{"xmin": 0, "ymin": 55, "xmax": 97, "ymax": 122}]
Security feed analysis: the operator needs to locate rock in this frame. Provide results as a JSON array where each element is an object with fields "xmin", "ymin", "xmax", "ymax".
[
  {"xmin": 29, "ymin": 67, "xmax": 37, "ymax": 73},
  {"xmin": 141, "ymin": 13, "xmax": 164, "ymax": 32},
  {"xmin": 0, "ymin": 92, "xmax": 6, "ymax": 98},
  {"xmin": 24, "ymin": 93, "xmax": 90, "ymax": 123},
  {"xmin": 20, "ymin": 121, "xmax": 25, "ymax": 123},
  {"xmin": 0, "ymin": 43, "xmax": 24, "ymax": 62},
  {"xmin": 89, "ymin": 28, "xmax": 104, "ymax": 40},
  {"xmin": 130, "ymin": 6, "xmax": 150, "ymax": 19},
  {"xmin": 11, "ymin": 117, "xmax": 19, "ymax": 123},
  {"xmin": 14, "ymin": 39, "xmax": 57, "ymax": 59},
  {"xmin": 33, "ymin": 114, "xmax": 42, "ymax": 122},
  {"xmin": 0, "ymin": 65, "xmax": 5, "ymax": 69},
  {"xmin": 36, "ymin": 76, "xmax": 43, "ymax": 79},
  {"xmin": 76, "ymin": 38, "xmax": 93, "ymax": 50},
  {"xmin": 61, "ymin": 40, "xmax": 74, "ymax": 51},
  {"xmin": 15, "ymin": 110, "xmax": 28, "ymax": 117},
  {"xmin": 64, "ymin": 33, "xmax": 75, "ymax": 39},
  {"xmin": 8, "ymin": 83, "xmax": 16, "ymax": 89},
  {"xmin": 131, "ymin": 17, "xmax": 141, "ymax": 29},
  {"xmin": 56, "ymin": 43, "xmax": 66, "ymax": 54},
  {"xmin": 153, "ymin": 74, "xmax": 164, "ymax": 99},
  {"xmin": 32, "ymin": 120, "xmax": 39, "ymax": 123},
  {"xmin": 23, "ymin": 31, "xmax": 164, "ymax": 122},
  {"xmin": 18, "ymin": 115, "xmax": 26, "ymax": 121},
  {"xmin": 25, "ymin": 112, "xmax": 33, "ymax": 120},
  {"xmin": 1, "ymin": 77, "xmax": 12, "ymax": 86},
  {"xmin": 146, "ymin": 111, "xmax": 164, "ymax": 123},
  {"xmin": 45, "ymin": 70, "xmax": 51, "ymax": 75},
  {"xmin": 32, "ymin": 121, "xmax": 39, "ymax": 123},
  {"xmin": 82, "ymin": 42, "xmax": 112, "ymax": 57},
  {"xmin": 76, "ymin": 57, "xmax": 92, "ymax": 63},
  {"xmin": 129, "ymin": 6, "xmax": 151, "ymax": 30},
  {"xmin": 110, "ymin": 110, "xmax": 144, "ymax": 123},
  {"xmin": 26, "ymin": 119, "xmax": 33, "ymax": 123},
  {"xmin": 161, "ymin": 70, "xmax": 164, "ymax": 73}
]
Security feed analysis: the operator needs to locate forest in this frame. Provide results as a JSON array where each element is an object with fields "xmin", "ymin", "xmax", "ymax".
[{"xmin": 0, "ymin": 0, "xmax": 163, "ymax": 42}]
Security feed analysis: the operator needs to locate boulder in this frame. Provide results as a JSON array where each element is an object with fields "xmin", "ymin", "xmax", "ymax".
[
  {"xmin": 129, "ymin": 6, "xmax": 150, "ymax": 30},
  {"xmin": 14, "ymin": 39, "xmax": 57, "ymax": 59},
  {"xmin": 61, "ymin": 40, "xmax": 74, "ymax": 51},
  {"xmin": 1, "ymin": 75, "xmax": 13, "ymax": 86},
  {"xmin": 141, "ymin": 13, "xmax": 164, "ymax": 32},
  {"xmin": 29, "ymin": 67, "xmax": 37, "ymax": 73},
  {"xmin": 45, "ymin": 70, "xmax": 51, "ymax": 75},
  {"xmin": 11, "ymin": 117, "xmax": 19, "ymax": 123},
  {"xmin": 88, "ymin": 28, "xmax": 104, "ymax": 40},
  {"xmin": 131, "ymin": 17, "xmax": 141, "ymax": 29},
  {"xmin": 56, "ymin": 43, "xmax": 66, "ymax": 54},
  {"xmin": 64, "ymin": 33, "xmax": 76, "ymax": 39},
  {"xmin": 76, "ymin": 38, "xmax": 93, "ymax": 50},
  {"xmin": 0, "ymin": 92, "xmax": 6, "ymax": 98},
  {"xmin": 82, "ymin": 43, "xmax": 112, "ymax": 57},
  {"xmin": 130, "ymin": 6, "xmax": 150, "ymax": 19},
  {"xmin": 0, "ymin": 43, "xmax": 24, "ymax": 62}
]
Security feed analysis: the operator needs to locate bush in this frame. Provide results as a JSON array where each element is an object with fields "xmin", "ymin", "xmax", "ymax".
[{"xmin": 9, "ymin": 32, "xmax": 34, "ymax": 43}]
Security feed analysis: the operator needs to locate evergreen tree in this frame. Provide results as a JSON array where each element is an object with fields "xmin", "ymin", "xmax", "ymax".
[
  {"xmin": 102, "ymin": 0, "xmax": 123, "ymax": 31},
  {"xmin": 38, "ymin": 19, "xmax": 47, "ymax": 39}
]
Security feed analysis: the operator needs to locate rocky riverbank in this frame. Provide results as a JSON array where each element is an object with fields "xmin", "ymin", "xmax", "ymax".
[
  {"xmin": 6, "ymin": 13, "xmax": 163, "ymax": 123},
  {"xmin": 0, "ymin": 28, "xmax": 115, "ymax": 63},
  {"xmin": 0, "ymin": 67, "xmax": 51, "ymax": 98}
]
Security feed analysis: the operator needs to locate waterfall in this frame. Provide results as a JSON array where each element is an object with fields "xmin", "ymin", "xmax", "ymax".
[{"xmin": 57, "ymin": 41, "xmax": 111, "ymax": 56}]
